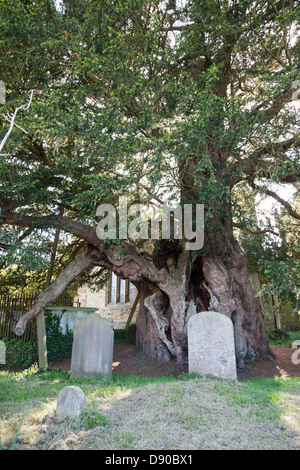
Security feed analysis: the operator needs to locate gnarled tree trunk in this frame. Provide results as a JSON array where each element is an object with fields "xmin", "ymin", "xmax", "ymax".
[
  {"xmin": 135, "ymin": 226, "xmax": 274, "ymax": 368},
  {"xmin": 12, "ymin": 216, "xmax": 274, "ymax": 369}
]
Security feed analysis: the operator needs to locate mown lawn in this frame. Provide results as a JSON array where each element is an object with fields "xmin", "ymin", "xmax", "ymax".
[{"xmin": 0, "ymin": 366, "xmax": 299, "ymax": 450}]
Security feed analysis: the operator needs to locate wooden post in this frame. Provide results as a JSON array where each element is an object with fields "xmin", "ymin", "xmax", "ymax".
[
  {"xmin": 36, "ymin": 312, "xmax": 48, "ymax": 368},
  {"xmin": 125, "ymin": 294, "xmax": 140, "ymax": 329},
  {"xmin": 105, "ymin": 273, "xmax": 112, "ymax": 305},
  {"xmin": 116, "ymin": 276, "xmax": 120, "ymax": 304},
  {"xmin": 125, "ymin": 279, "xmax": 130, "ymax": 303},
  {"xmin": 36, "ymin": 208, "xmax": 63, "ymax": 368}
]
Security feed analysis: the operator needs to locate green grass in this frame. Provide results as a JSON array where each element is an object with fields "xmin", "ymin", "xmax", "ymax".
[
  {"xmin": 0, "ymin": 364, "xmax": 176, "ymax": 407},
  {"xmin": 0, "ymin": 366, "xmax": 299, "ymax": 450},
  {"xmin": 0, "ymin": 366, "xmax": 298, "ymax": 412},
  {"xmin": 71, "ymin": 408, "xmax": 109, "ymax": 431}
]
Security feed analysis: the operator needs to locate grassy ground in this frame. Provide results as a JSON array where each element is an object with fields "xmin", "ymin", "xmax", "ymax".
[{"xmin": 0, "ymin": 366, "xmax": 299, "ymax": 450}]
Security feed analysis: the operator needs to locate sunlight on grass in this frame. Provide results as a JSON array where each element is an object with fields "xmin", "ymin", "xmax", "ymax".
[{"xmin": 0, "ymin": 368, "xmax": 299, "ymax": 450}]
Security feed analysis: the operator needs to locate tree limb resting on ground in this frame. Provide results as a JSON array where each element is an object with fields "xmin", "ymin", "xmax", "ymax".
[{"xmin": 14, "ymin": 247, "xmax": 99, "ymax": 336}]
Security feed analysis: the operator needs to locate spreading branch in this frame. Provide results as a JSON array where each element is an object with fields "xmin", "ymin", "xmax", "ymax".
[
  {"xmin": 251, "ymin": 182, "xmax": 300, "ymax": 221},
  {"xmin": 231, "ymin": 135, "xmax": 300, "ymax": 186},
  {"xmin": 0, "ymin": 242, "xmax": 12, "ymax": 250},
  {"xmin": 251, "ymin": 86, "xmax": 295, "ymax": 122},
  {"xmin": 1, "ymin": 212, "xmax": 101, "ymax": 248},
  {"xmin": 14, "ymin": 247, "xmax": 98, "ymax": 335},
  {"xmin": 233, "ymin": 222, "xmax": 279, "ymax": 237}
]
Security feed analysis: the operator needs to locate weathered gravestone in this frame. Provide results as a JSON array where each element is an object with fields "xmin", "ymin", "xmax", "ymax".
[
  {"xmin": 188, "ymin": 311, "xmax": 237, "ymax": 380},
  {"xmin": 71, "ymin": 312, "xmax": 114, "ymax": 379},
  {"xmin": 56, "ymin": 386, "xmax": 85, "ymax": 420},
  {"xmin": 0, "ymin": 340, "xmax": 6, "ymax": 364}
]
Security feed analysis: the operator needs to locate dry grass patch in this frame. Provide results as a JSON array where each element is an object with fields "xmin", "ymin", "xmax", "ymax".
[{"xmin": 1, "ymin": 370, "xmax": 299, "ymax": 450}]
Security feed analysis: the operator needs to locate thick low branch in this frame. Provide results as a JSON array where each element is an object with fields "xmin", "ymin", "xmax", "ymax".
[
  {"xmin": 92, "ymin": 241, "xmax": 169, "ymax": 286},
  {"xmin": 14, "ymin": 248, "xmax": 97, "ymax": 335},
  {"xmin": 1, "ymin": 212, "xmax": 101, "ymax": 247}
]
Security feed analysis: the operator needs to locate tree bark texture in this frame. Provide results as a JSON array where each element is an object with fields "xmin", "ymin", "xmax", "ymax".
[{"xmin": 12, "ymin": 220, "xmax": 274, "ymax": 368}]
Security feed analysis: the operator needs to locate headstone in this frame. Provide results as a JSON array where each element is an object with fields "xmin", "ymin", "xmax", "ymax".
[
  {"xmin": 0, "ymin": 340, "xmax": 6, "ymax": 364},
  {"xmin": 188, "ymin": 311, "xmax": 237, "ymax": 380},
  {"xmin": 56, "ymin": 386, "xmax": 85, "ymax": 420},
  {"xmin": 45, "ymin": 307, "xmax": 99, "ymax": 334},
  {"xmin": 291, "ymin": 340, "xmax": 300, "ymax": 349},
  {"xmin": 71, "ymin": 312, "xmax": 114, "ymax": 379}
]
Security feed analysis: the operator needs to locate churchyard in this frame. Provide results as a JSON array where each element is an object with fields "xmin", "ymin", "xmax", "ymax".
[
  {"xmin": 0, "ymin": 365, "xmax": 299, "ymax": 450},
  {"xmin": 0, "ymin": 303, "xmax": 300, "ymax": 450},
  {"xmin": 0, "ymin": 313, "xmax": 300, "ymax": 450},
  {"xmin": 1, "ymin": 0, "xmax": 300, "ymax": 453}
]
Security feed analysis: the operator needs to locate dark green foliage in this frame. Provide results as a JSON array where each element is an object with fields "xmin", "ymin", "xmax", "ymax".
[
  {"xmin": 1, "ymin": 0, "xmax": 298, "ymax": 230},
  {"xmin": 114, "ymin": 328, "xmax": 128, "ymax": 343},
  {"xmin": 45, "ymin": 310, "xmax": 74, "ymax": 362},
  {"xmin": 3, "ymin": 310, "xmax": 74, "ymax": 368},
  {"xmin": 126, "ymin": 323, "xmax": 136, "ymax": 344},
  {"xmin": 4, "ymin": 338, "xmax": 38, "ymax": 368},
  {"xmin": 267, "ymin": 329, "xmax": 300, "ymax": 347},
  {"xmin": 259, "ymin": 259, "xmax": 300, "ymax": 310},
  {"xmin": 114, "ymin": 324, "xmax": 136, "ymax": 344},
  {"xmin": 268, "ymin": 329, "xmax": 290, "ymax": 341}
]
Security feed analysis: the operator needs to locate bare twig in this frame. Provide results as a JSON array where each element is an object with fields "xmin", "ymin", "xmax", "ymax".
[{"xmin": 0, "ymin": 89, "xmax": 41, "ymax": 153}]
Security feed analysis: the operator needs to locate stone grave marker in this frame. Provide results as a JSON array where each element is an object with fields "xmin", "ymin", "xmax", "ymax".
[
  {"xmin": 0, "ymin": 340, "xmax": 5, "ymax": 364},
  {"xmin": 56, "ymin": 386, "xmax": 85, "ymax": 420},
  {"xmin": 71, "ymin": 312, "xmax": 114, "ymax": 379},
  {"xmin": 188, "ymin": 311, "xmax": 237, "ymax": 380}
]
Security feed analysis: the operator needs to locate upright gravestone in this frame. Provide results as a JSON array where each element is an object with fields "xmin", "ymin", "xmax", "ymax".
[
  {"xmin": 71, "ymin": 312, "xmax": 114, "ymax": 379},
  {"xmin": 188, "ymin": 311, "xmax": 237, "ymax": 380},
  {"xmin": 0, "ymin": 340, "xmax": 6, "ymax": 365},
  {"xmin": 56, "ymin": 386, "xmax": 86, "ymax": 420}
]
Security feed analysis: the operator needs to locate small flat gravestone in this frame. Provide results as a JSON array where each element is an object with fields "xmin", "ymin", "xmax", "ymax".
[
  {"xmin": 56, "ymin": 386, "xmax": 85, "ymax": 420},
  {"xmin": 188, "ymin": 311, "xmax": 237, "ymax": 380},
  {"xmin": 71, "ymin": 312, "xmax": 114, "ymax": 379},
  {"xmin": 0, "ymin": 340, "xmax": 6, "ymax": 365}
]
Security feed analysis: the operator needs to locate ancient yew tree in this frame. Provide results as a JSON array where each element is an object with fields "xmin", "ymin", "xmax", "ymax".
[{"xmin": 0, "ymin": 0, "xmax": 299, "ymax": 367}]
